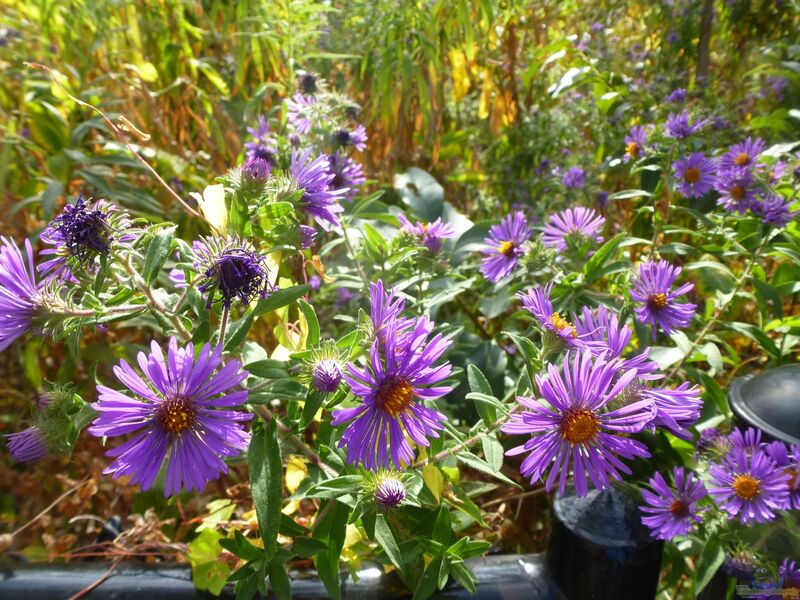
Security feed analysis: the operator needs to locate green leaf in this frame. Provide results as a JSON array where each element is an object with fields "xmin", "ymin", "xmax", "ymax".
[
  {"xmin": 142, "ymin": 228, "xmax": 175, "ymax": 284},
  {"xmin": 304, "ymin": 475, "xmax": 363, "ymax": 499},
  {"xmin": 292, "ymin": 536, "xmax": 329, "ymax": 557},
  {"xmin": 298, "ymin": 300, "xmax": 320, "ymax": 348},
  {"xmin": 245, "ymin": 359, "xmax": 289, "ymax": 380},
  {"xmin": 268, "ymin": 558, "xmax": 291, "ymax": 600},
  {"xmin": 457, "ymin": 453, "xmax": 522, "ymax": 489},
  {"xmin": 374, "ymin": 514, "xmax": 404, "ymax": 572},
  {"xmin": 422, "ymin": 464, "xmax": 445, "ymax": 503},
  {"xmin": 726, "ymin": 322, "xmax": 781, "ymax": 358},
  {"xmin": 467, "ymin": 364, "xmax": 497, "ymax": 425},
  {"xmin": 448, "ymin": 561, "xmax": 477, "ymax": 594},
  {"xmin": 254, "ymin": 285, "xmax": 311, "ymax": 316},
  {"xmin": 412, "ymin": 557, "xmax": 445, "ymax": 600},
  {"xmin": 260, "ymin": 201, "xmax": 294, "ymax": 220},
  {"xmin": 224, "ymin": 312, "xmax": 255, "ymax": 352},
  {"xmin": 583, "ymin": 232, "xmax": 626, "ymax": 284},
  {"xmin": 249, "ymin": 420, "xmax": 283, "ymax": 559},
  {"xmin": 432, "ymin": 506, "xmax": 452, "ymax": 547},
  {"xmin": 481, "ymin": 435, "xmax": 504, "ymax": 472},
  {"xmin": 695, "ymin": 536, "xmax": 725, "ymax": 594},
  {"xmin": 301, "ymin": 388, "xmax": 327, "ymax": 428},
  {"xmin": 312, "ymin": 501, "xmax": 350, "ymax": 600}
]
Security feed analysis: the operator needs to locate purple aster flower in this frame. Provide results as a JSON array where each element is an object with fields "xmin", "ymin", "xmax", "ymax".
[
  {"xmin": 332, "ymin": 125, "xmax": 367, "ymax": 152},
  {"xmin": 631, "ymin": 259, "xmax": 696, "ymax": 339},
  {"xmin": 724, "ymin": 549, "xmax": 759, "ymax": 580},
  {"xmin": 596, "ymin": 191, "xmax": 610, "ymax": 209},
  {"xmin": 88, "ymin": 338, "xmax": 252, "ymax": 496},
  {"xmin": 308, "ymin": 275, "xmax": 321, "ymax": 292},
  {"xmin": 397, "ymin": 214, "xmax": 457, "ymax": 254},
  {"xmin": 285, "ymin": 93, "xmax": 315, "ymax": 134},
  {"xmin": 728, "ymin": 427, "xmax": 764, "ymax": 455},
  {"xmin": 751, "ymin": 194, "xmax": 799, "ymax": 227},
  {"xmin": 640, "ymin": 467, "xmax": 706, "ymax": 540},
  {"xmin": 334, "ymin": 287, "xmax": 355, "ymax": 310},
  {"xmin": 375, "ymin": 476, "xmax": 407, "ymax": 509},
  {"xmin": 664, "ymin": 110, "xmax": 705, "ymax": 139},
  {"xmin": 0, "ymin": 236, "xmax": 41, "ymax": 351},
  {"xmin": 299, "ymin": 224, "xmax": 317, "ymax": 249},
  {"xmin": 312, "ymin": 359, "xmax": 343, "ymax": 393},
  {"xmin": 673, "ymin": 153, "xmax": 716, "ymax": 198},
  {"xmin": 624, "ymin": 374, "xmax": 702, "ymax": 439},
  {"xmin": 719, "ymin": 137, "xmax": 766, "ymax": 173},
  {"xmin": 328, "ymin": 151, "xmax": 365, "ymax": 201},
  {"xmin": 780, "ymin": 559, "xmax": 800, "ymax": 592},
  {"xmin": 195, "ymin": 237, "xmax": 274, "ymax": 308},
  {"xmin": 519, "ymin": 283, "xmax": 585, "ymax": 351},
  {"xmin": 715, "ymin": 168, "xmax": 757, "ymax": 214},
  {"xmin": 573, "ymin": 305, "xmax": 631, "ymax": 358},
  {"xmin": 542, "ymin": 206, "xmax": 605, "ymax": 253},
  {"xmin": 243, "ymin": 116, "xmax": 277, "ymax": 179},
  {"xmin": 480, "ymin": 211, "xmax": 531, "ymax": 283},
  {"xmin": 368, "ymin": 280, "xmax": 413, "ymax": 343},
  {"xmin": 333, "ymin": 316, "xmax": 453, "ymax": 470},
  {"xmin": 665, "ymin": 88, "xmax": 687, "ymax": 103},
  {"xmin": 297, "ymin": 71, "xmax": 318, "ymax": 95},
  {"xmin": 708, "ymin": 447, "xmax": 791, "ymax": 524},
  {"xmin": 624, "ymin": 125, "xmax": 648, "ymax": 163},
  {"xmin": 290, "ymin": 149, "xmax": 346, "ymax": 230},
  {"xmin": 503, "ymin": 350, "xmax": 654, "ymax": 496},
  {"xmin": 764, "ymin": 441, "xmax": 800, "ymax": 510},
  {"xmin": 38, "ymin": 197, "xmax": 120, "ymax": 280},
  {"xmin": 562, "ymin": 166, "xmax": 586, "ymax": 189},
  {"xmin": 5, "ymin": 426, "xmax": 48, "ymax": 462},
  {"xmin": 697, "ymin": 427, "xmax": 724, "ymax": 454}
]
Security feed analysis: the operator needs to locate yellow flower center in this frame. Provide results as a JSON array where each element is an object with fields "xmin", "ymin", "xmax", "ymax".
[
  {"xmin": 158, "ymin": 395, "xmax": 196, "ymax": 434},
  {"xmin": 683, "ymin": 167, "xmax": 701, "ymax": 184},
  {"xmin": 669, "ymin": 498, "xmax": 689, "ymax": 518},
  {"xmin": 625, "ymin": 141, "xmax": 640, "ymax": 157},
  {"xmin": 561, "ymin": 409, "xmax": 599, "ymax": 445},
  {"xmin": 647, "ymin": 292, "xmax": 668, "ymax": 310},
  {"xmin": 730, "ymin": 185, "xmax": 745, "ymax": 200},
  {"xmin": 732, "ymin": 474, "xmax": 761, "ymax": 500},
  {"xmin": 377, "ymin": 378, "xmax": 415, "ymax": 417},
  {"xmin": 498, "ymin": 240, "xmax": 516, "ymax": 257},
  {"xmin": 734, "ymin": 152, "xmax": 751, "ymax": 167},
  {"xmin": 548, "ymin": 313, "xmax": 578, "ymax": 338},
  {"xmin": 785, "ymin": 467, "xmax": 798, "ymax": 489}
]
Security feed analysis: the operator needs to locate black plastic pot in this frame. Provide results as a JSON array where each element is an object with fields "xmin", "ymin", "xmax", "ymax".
[
  {"xmin": 547, "ymin": 484, "xmax": 664, "ymax": 600},
  {"xmin": 728, "ymin": 364, "xmax": 800, "ymax": 445}
]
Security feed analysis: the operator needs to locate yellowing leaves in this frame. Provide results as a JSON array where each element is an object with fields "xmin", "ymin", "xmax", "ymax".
[
  {"xmin": 284, "ymin": 455, "xmax": 309, "ymax": 494},
  {"xmin": 449, "ymin": 49, "xmax": 471, "ymax": 102},
  {"xmin": 422, "ymin": 464, "xmax": 445, "ymax": 503},
  {"xmin": 190, "ymin": 184, "xmax": 227, "ymax": 234}
]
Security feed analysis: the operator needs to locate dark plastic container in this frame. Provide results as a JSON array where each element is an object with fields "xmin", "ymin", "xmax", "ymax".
[{"xmin": 728, "ymin": 364, "xmax": 800, "ymax": 445}]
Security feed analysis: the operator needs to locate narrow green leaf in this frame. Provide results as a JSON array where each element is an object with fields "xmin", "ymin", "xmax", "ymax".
[
  {"xmin": 695, "ymin": 536, "xmax": 725, "ymax": 594},
  {"xmin": 374, "ymin": 514, "xmax": 404, "ymax": 571},
  {"xmin": 254, "ymin": 285, "xmax": 311, "ymax": 316},
  {"xmin": 298, "ymin": 300, "xmax": 320, "ymax": 348},
  {"xmin": 249, "ymin": 420, "xmax": 283, "ymax": 559},
  {"xmin": 142, "ymin": 228, "xmax": 175, "ymax": 284},
  {"xmin": 268, "ymin": 558, "xmax": 291, "ymax": 600}
]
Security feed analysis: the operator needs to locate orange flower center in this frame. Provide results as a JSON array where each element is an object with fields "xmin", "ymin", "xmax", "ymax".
[
  {"xmin": 730, "ymin": 185, "xmax": 745, "ymax": 200},
  {"xmin": 498, "ymin": 240, "xmax": 516, "ymax": 257},
  {"xmin": 785, "ymin": 467, "xmax": 799, "ymax": 489},
  {"xmin": 625, "ymin": 141, "xmax": 640, "ymax": 157},
  {"xmin": 732, "ymin": 474, "xmax": 761, "ymax": 500},
  {"xmin": 669, "ymin": 499, "xmax": 690, "ymax": 518},
  {"xmin": 377, "ymin": 377, "xmax": 415, "ymax": 417},
  {"xmin": 548, "ymin": 313, "xmax": 578, "ymax": 338},
  {"xmin": 683, "ymin": 167, "xmax": 701, "ymax": 184},
  {"xmin": 734, "ymin": 152, "xmax": 751, "ymax": 167},
  {"xmin": 647, "ymin": 292, "xmax": 669, "ymax": 310},
  {"xmin": 158, "ymin": 395, "xmax": 196, "ymax": 434},
  {"xmin": 561, "ymin": 409, "xmax": 599, "ymax": 445}
]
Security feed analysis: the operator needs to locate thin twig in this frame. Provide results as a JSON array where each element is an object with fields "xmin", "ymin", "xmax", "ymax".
[
  {"xmin": 219, "ymin": 306, "xmax": 229, "ymax": 349},
  {"xmin": 481, "ymin": 486, "xmax": 545, "ymax": 508},
  {"xmin": 10, "ymin": 479, "xmax": 90, "ymax": 538},
  {"xmin": 67, "ymin": 556, "xmax": 123, "ymax": 600},
  {"xmin": 25, "ymin": 62, "xmax": 209, "ymax": 226}
]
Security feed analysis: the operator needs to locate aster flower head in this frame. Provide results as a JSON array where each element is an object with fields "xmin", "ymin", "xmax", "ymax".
[
  {"xmin": 573, "ymin": 305, "xmax": 631, "ymax": 359},
  {"xmin": 368, "ymin": 280, "xmax": 414, "ymax": 342},
  {"xmin": 664, "ymin": 110, "xmax": 705, "ymax": 139},
  {"xmin": 0, "ymin": 236, "xmax": 41, "ymax": 351},
  {"xmin": 719, "ymin": 137, "xmax": 766, "ymax": 173},
  {"xmin": 502, "ymin": 351, "xmax": 655, "ymax": 496},
  {"xmin": 332, "ymin": 125, "xmax": 367, "ymax": 152},
  {"xmin": 285, "ymin": 93, "xmax": 316, "ymax": 134},
  {"xmin": 298, "ymin": 224, "xmax": 317, "ymax": 249},
  {"xmin": 640, "ymin": 467, "xmax": 707, "ymax": 540},
  {"xmin": 781, "ymin": 559, "xmax": 800, "ymax": 592},
  {"xmin": 673, "ymin": 153, "xmax": 716, "ymax": 198},
  {"xmin": 480, "ymin": 211, "xmax": 531, "ymax": 283},
  {"xmin": 88, "ymin": 338, "xmax": 252, "ymax": 496},
  {"xmin": 724, "ymin": 547, "xmax": 760, "ymax": 581},
  {"xmin": 631, "ymin": 259, "xmax": 696, "ymax": 340},
  {"xmin": 195, "ymin": 236, "xmax": 274, "ymax": 308},
  {"xmin": 728, "ymin": 427, "xmax": 765, "ymax": 455},
  {"xmin": 333, "ymin": 316, "xmax": 453, "ymax": 471},
  {"xmin": 621, "ymin": 376, "xmax": 702, "ymax": 439},
  {"xmin": 302, "ymin": 340, "xmax": 347, "ymax": 394},
  {"xmin": 328, "ymin": 151, "xmax": 365, "ymax": 200},
  {"xmin": 542, "ymin": 206, "xmax": 605, "ymax": 254},
  {"xmin": 665, "ymin": 88, "xmax": 687, "ymax": 103},
  {"xmin": 374, "ymin": 475, "xmax": 407, "ymax": 509},
  {"xmin": 708, "ymin": 446, "xmax": 791, "ymax": 524},
  {"xmin": 297, "ymin": 71, "xmax": 318, "ymax": 95},
  {"xmin": 5, "ymin": 426, "xmax": 48, "ymax": 462},
  {"xmin": 290, "ymin": 148, "xmax": 346, "ymax": 230},
  {"xmin": 696, "ymin": 427, "xmax": 727, "ymax": 456},
  {"xmin": 764, "ymin": 441, "xmax": 800, "ymax": 510},
  {"xmin": 518, "ymin": 283, "xmax": 585, "ymax": 353},
  {"xmin": 562, "ymin": 166, "xmax": 586, "ymax": 189},
  {"xmin": 750, "ymin": 194, "xmax": 799, "ymax": 227},
  {"xmin": 397, "ymin": 214, "xmax": 457, "ymax": 255},
  {"xmin": 624, "ymin": 125, "xmax": 648, "ymax": 163},
  {"xmin": 715, "ymin": 168, "xmax": 757, "ymax": 215}
]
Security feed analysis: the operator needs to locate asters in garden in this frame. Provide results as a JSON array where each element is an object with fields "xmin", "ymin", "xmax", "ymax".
[
  {"xmin": 719, "ymin": 137, "xmax": 766, "ymax": 173},
  {"xmin": 750, "ymin": 194, "xmax": 799, "ymax": 227},
  {"xmin": 764, "ymin": 441, "xmax": 800, "ymax": 510},
  {"xmin": 630, "ymin": 259, "xmax": 696, "ymax": 339},
  {"xmin": 194, "ymin": 236, "xmax": 274, "ymax": 308},
  {"xmin": 368, "ymin": 280, "xmax": 413, "ymax": 341},
  {"xmin": 573, "ymin": 305, "xmax": 632, "ymax": 359},
  {"xmin": 397, "ymin": 214, "xmax": 457, "ymax": 254},
  {"xmin": 480, "ymin": 211, "xmax": 531, "ymax": 283},
  {"xmin": 781, "ymin": 559, "xmax": 800, "ymax": 592},
  {"xmin": 285, "ymin": 93, "xmax": 315, "ymax": 134},
  {"xmin": 542, "ymin": 206, "xmax": 605, "ymax": 253},
  {"xmin": 622, "ymin": 369, "xmax": 702, "ymax": 439},
  {"xmin": 672, "ymin": 153, "xmax": 716, "ymax": 198},
  {"xmin": 332, "ymin": 125, "xmax": 367, "ymax": 152},
  {"xmin": 0, "ymin": 236, "xmax": 41, "ymax": 351},
  {"xmin": 5, "ymin": 426, "xmax": 48, "ymax": 463},
  {"xmin": 640, "ymin": 467, "xmax": 706, "ymax": 540},
  {"xmin": 328, "ymin": 151, "xmax": 365, "ymax": 200},
  {"xmin": 333, "ymin": 316, "xmax": 453, "ymax": 470},
  {"xmin": 715, "ymin": 168, "xmax": 757, "ymax": 215},
  {"xmin": 664, "ymin": 110, "xmax": 705, "ymax": 139},
  {"xmin": 243, "ymin": 116, "xmax": 277, "ymax": 179},
  {"xmin": 562, "ymin": 166, "xmax": 586, "ymax": 189},
  {"xmin": 88, "ymin": 338, "xmax": 252, "ymax": 496},
  {"xmin": 708, "ymin": 446, "xmax": 791, "ymax": 524},
  {"xmin": 623, "ymin": 125, "xmax": 648, "ymax": 163},
  {"xmin": 502, "ymin": 350, "xmax": 655, "ymax": 496},
  {"xmin": 519, "ymin": 283, "xmax": 585, "ymax": 351},
  {"xmin": 290, "ymin": 148, "xmax": 347, "ymax": 230},
  {"xmin": 665, "ymin": 88, "xmax": 686, "ymax": 103}
]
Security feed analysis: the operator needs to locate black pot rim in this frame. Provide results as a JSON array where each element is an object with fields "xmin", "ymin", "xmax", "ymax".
[{"xmin": 728, "ymin": 366, "xmax": 800, "ymax": 446}]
